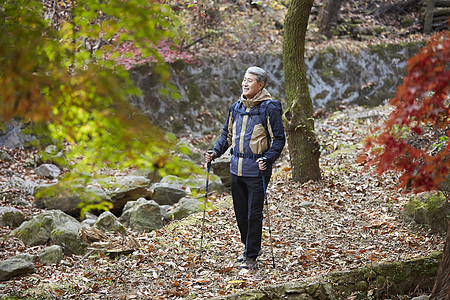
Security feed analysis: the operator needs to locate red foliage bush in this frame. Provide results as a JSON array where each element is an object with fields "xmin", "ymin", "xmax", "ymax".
[{"xmin": 359, "ymin": 31, "xmax": 450, "ymax": 192}]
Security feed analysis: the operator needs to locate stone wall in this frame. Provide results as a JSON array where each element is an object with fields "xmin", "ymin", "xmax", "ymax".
[{"xmin": 129, "ymin": 42, "xmax": 424, "ymax": 136}]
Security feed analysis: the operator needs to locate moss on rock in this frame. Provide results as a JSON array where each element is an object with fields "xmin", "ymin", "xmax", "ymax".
[
  {"xmin": 404, "ymin": 192, "xmax": 450, "ymax": 232},
  {"xmin": 220, "ymin": 252, "xmax": 442, "ymax": 300}
]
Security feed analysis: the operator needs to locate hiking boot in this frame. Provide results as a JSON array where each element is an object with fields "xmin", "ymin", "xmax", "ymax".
[
  {"xmin": 236, "ymin": 254, "xmax": 246, "ymax": 262},
  {"xmin": 236, "ymin": 249, "xmax": 263, "ymax": 262},
  {"xmin": 239, "ymin": 257, "xmax": 257, "ymax": 269}
]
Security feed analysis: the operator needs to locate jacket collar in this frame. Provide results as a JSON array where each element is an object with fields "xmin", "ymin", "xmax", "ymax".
[{"xmin": 240, "ymin": 88, "xmax": 272, "ymax": 108}]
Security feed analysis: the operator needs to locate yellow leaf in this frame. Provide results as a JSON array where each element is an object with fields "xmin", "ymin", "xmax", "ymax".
[{"xmin": 228, "ymin": 280, "xmax": 246, "ymax": 284}]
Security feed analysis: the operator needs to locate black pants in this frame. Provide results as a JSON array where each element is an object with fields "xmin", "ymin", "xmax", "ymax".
[{"xmin": 230, "ymin": 173, "xmax": 270, "ymax": 259}]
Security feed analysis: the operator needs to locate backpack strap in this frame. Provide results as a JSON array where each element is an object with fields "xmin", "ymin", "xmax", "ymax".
[
  {"xmin": 232, "ymin": 99, "xmax": 280, "ymax": 142},
  {"xmin": 231, "ymin": 100, "xmax": 243, "ymax": 121},
  {"xmin": 258, "ymin": 100, "xmax": 270, "ymax": 137}
]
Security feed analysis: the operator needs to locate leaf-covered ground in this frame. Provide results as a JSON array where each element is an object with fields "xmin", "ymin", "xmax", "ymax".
[
  {"xmin": 173, "ymin": 0, "xmax": 427, "ymax": 59},
  {"xmin": 0, "ymin": 105, "xmax": 445, "ymax": 299}
]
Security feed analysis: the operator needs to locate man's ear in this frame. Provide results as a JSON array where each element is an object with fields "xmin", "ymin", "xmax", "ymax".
[{"xmin": 259, "ymin": 81, "xmax": 264, "ymax": 90}]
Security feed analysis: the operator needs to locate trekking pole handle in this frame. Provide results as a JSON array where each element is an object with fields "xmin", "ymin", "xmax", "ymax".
[
  {"xmin": 256, "ymin": 157, "xmax": 267, "ymax": 170},
  {"xmin": 205, "ymin": 150, "xmax": 215, "ymax": 168}
]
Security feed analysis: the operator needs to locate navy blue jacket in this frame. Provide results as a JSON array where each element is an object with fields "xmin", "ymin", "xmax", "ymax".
[{"xmin": 213, "ymin": 89, "xmax": 286, "ymax": 177}]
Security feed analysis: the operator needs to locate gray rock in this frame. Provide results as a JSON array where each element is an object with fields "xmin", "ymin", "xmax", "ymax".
[
  {"xmin": 14, "ymin": 213, "xmax": 52, "ymax": 246},
  {"xmin": 6, "ymin": 176, "xmax": 36, "ymax": 195},
  {"xmin": 159, "ymin": 205, "xmax": 172, "ymax": 219},
  {"xmin": 13, "ymin": 210, "xmax": 87, "ymax": 255},
  {"xmin": 81, "ymin": 212, "xmax": 98, "ymax": 227},
  {"xmin": 119, "ymin": 198, "xmax": 163, "ymax": 232},
  {"xmin": 0, "ymin": 121, "xmax": 36, "ymax": 149},
  {"xmin": 0, "ymin": 207, "xmax": 25, "ymax": 227},
  {"xmin": 108, "ymin": 175, "xmax": 152, "ymax": 214},
  {"xmin": 81, "ymin": 219, "xmax": 96, "ymax": 228},
  {"xmin": 150, "ymin": 182, "xmax": 187, "ymax": 205},
  {"xmin": 94, "ymin": 211, "xmax": 126, "ymax": 234},
  {"xmin": 0, "ymin": 150, "xmax": 13, "ymax": 162},
  {"xmin": 211, "ymin": 155, "xmax": 231, "ymax": 191},
  {"xmin": 130, "ymin": 44, "xmax": 423, "ymax": 136},
  {"xmin": 14, "ymin": 253, "xmax": 35, "ymax": 263},
  {"xmin": 130, "ymin": 168, "xmax": 161, "ymax": 183},
  {"xmin": 166, "ymin": 197, "xmax": 202, "ymax": 220},
  {"xmin": 403, "ymin": 191, "xmax": 450, "ymax": 232},
  {"xmin": 38, "ymin": 245, "xmax": 63, "ymax": 265},
  {"xmin": 159, "ymin": 175, "xmax": 185, "ymax": 185},
  {"xmin": 0, "ymin": 257, "xmax": 36, "ymax": 281},
  {"xmin": 34, "ymin": 182, "xmax": 110, "ymax": 217},
  {"xmin": 177, "ymin": 175, "xmax": 226, "ymax": 194},
  {"xmin": 411, "ymin": 295, "xmax": 430, "ymax": 300},
  {"xmin": 208, "ymin": 178, "xmax": 226, "ymax": 193},
  {"xmin": 34, "ymin": 164, "xmax": 61, "ymax": 178}
]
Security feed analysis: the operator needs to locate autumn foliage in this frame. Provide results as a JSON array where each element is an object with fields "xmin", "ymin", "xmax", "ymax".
[{"xmin": 359, "ymin": 31, "xmax": 450, "ymax": 192}]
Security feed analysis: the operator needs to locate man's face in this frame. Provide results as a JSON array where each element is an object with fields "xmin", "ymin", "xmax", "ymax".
[{"xmin": 242, "ymin": 73, "xmax": 264, "ymax": 99}]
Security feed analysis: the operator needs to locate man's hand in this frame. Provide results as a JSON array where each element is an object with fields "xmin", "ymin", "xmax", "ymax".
[
  {"xmin": 205, "ymin": 150, "xmax": 216, "ymax": 164},
  {"xmin": 256, "ymin": 157, "xmax": 267, "ymax": 171}
]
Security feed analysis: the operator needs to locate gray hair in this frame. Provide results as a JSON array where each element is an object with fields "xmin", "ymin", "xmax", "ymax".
[{"xmin": 245, "ymin": 66, "xmax": 268, "ymax": 88}]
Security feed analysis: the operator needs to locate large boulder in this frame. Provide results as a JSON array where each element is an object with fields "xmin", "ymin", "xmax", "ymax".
[
  {"xmin": 119, "ymin": 198, "xmax": 163, "ymax": 232},
  {"xmin": 162, "ymin": 174, "xmax": 225, "ymax": 195},
  {"xmin": 150, "ymin": 175, "xmax": 225, "ymax": 206},
  {"xmin": 0, "ymin": 207, "xmax": 25, "ymax": 227},
  {"xmin": 94, "ymin": 211, "xmax": 126, "ymax": 235},
  {"xmin": 0, "ymin": 257, "xmax": 36, "ymax": 281},
  {"xmin": 107, "ymin": 175, "xmax": 152, "ymax": 214},
  {"xmin": 0, "ymin": 121, "xmax": 36, "ymax": 149},
  {"xmin": 13, "ymin": 210, "xmax": 88, "ymax": 255},
  {"xmin": 165, "ymin": 197, "xmax": 202, "ymax": 220},
  {"xmin": 403, "ymin": 191, "xmax": 450, "ymax": 232},
  {"xmin": 34, "ymin": 182, "xmax": 110, "ymax": 217},
  {"xmin": 34, "ymin": 175, "xmax": 153, "ymax": 216},
  {"xmin": 150, "ymin": 182, "xmax": 187, "ymax": 205}
]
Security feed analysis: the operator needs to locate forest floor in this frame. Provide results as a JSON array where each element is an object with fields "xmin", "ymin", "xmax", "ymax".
[
  {"xmin": 0, "ymin": 0, "xmax": 446, "ymax": 298},
  {"xmin": 174, "ymin": 0, "xmax": 429, "ymax": 59},
  {"xmin": 0, "ymin": 104, "xmax": 445, "ymax": 299}
]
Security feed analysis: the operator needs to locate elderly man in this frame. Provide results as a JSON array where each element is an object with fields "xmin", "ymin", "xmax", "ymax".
[{"xmin": 205, "ymin": 66, "xmax": 286, "ymax": 269}]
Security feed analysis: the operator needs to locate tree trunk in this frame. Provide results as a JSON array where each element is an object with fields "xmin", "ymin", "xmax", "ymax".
[
  {"xmin": 318, "ymin": 0, "xmax": 343, "ymax": 38},
  {"xmin": 424, "ymin": 0, "xmax": 437, "ymax": 34},
  {"xmin": 430, "ymin": 220, "xmax": 450, "ymax": 300},
  {"xmin": 283, "ymin": 0, "xmax": 321, "ymax": 183}
]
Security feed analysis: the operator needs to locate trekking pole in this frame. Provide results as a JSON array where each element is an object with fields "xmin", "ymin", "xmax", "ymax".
[
  {"xmin": 199, "ymin": 160, "xmax": 211, "ymax": 261},
  {"xmin": 262, "ymin": 173, "xmax": 276, "ymax": 269}
]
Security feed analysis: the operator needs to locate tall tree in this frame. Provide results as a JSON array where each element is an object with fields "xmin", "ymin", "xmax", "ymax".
[
  {"xmin": 283, "ymin": 0, "xmax": 321, "ymax": 182},
  {"xmin": 431, "ymin": 221, "xmax": 449, "ymax": 300},
  {"xmin": 318, "ymin": 0, "xmax": 343, "ymax": 39}
]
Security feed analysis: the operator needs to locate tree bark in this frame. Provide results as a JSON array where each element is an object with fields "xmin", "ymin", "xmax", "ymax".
[
  {"xmin": 283, "ymin": 0, "xmax": 321, "ymax": 183},
  {"xmin": 318, "ymin": 0, "xmax": 343, "ymax": 38},
  {"xmin": 430, "ymin": 220, "xmax": 450, "ymax": 300},
  {"xmin": 424, "ymin": 0, "xmax": 437, "ymax": 35}
]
